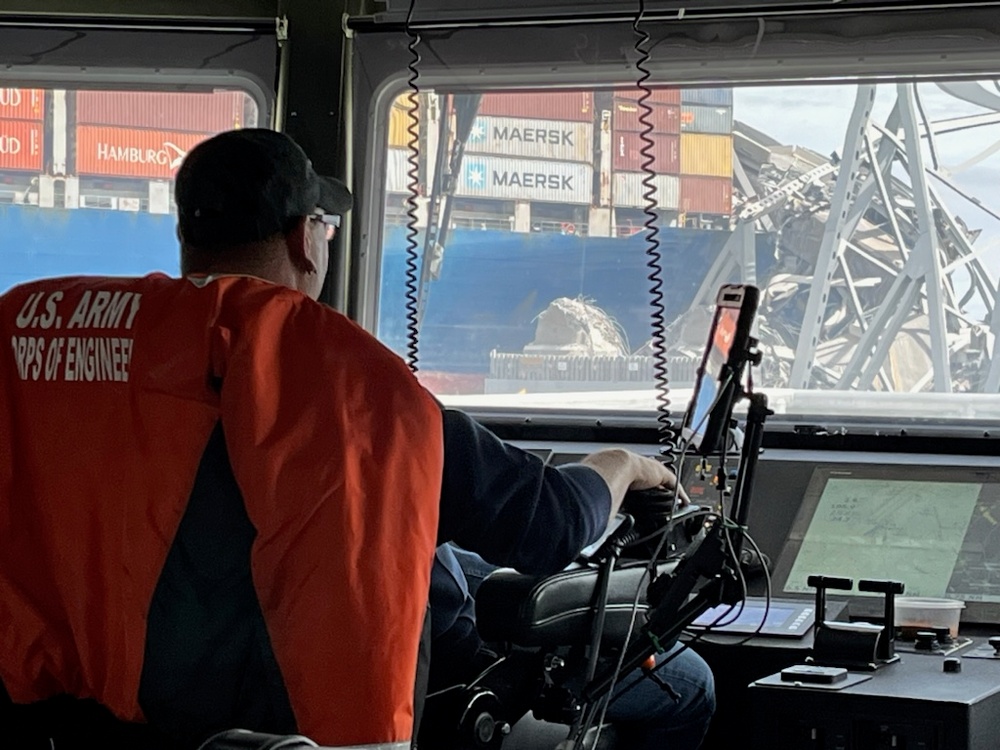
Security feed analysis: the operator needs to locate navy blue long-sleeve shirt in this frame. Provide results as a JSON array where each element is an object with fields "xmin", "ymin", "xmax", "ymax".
[
  {"xmin": 437, "ymin": 409, "xmax": 611, "ymax": 574},
  {"xmin": 431, "ymin": 409, "xmax": 612, "ymax": 678}
]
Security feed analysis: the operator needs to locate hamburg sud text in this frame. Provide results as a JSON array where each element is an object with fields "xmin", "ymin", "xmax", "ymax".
[{"xmin": 10, "ymin": 289, "xmax": 141, "ymax": 383}]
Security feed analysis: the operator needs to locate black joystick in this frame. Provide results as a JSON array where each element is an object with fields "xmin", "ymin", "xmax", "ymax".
[
  {"xmin": 932, "ymin": 627, "xmax": 954, "ymax": 645},
  {"xmin": 622, "ymin": 486, "xmax": 683, "ymax": 515},
  {"xmin": 621, "ymin": 487, "xmax": 705, "ymax": 554}
]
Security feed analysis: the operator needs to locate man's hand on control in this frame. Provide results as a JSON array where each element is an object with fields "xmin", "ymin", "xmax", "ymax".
[{"xmin": 580, "ymin": 448, "xmax": 689, "ymax": 517}]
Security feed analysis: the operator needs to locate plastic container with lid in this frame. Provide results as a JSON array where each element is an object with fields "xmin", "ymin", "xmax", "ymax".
[{"xmin": 894, "ymin": 597, "xmax": 965, "ymax": 638}]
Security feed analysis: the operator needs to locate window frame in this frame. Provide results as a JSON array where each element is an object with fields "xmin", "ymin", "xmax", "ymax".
[
  {"xmin": 0, "ymin": 25, "xmax": 275, "ymax": 289},
  {"xmin": 350, "ymin": 8, "xmax": 1000, "ymax": 435}
]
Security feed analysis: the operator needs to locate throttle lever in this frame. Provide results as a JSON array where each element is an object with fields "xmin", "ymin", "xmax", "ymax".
[
  {"xmin": 621, "ymin": 488, "xmax": 708, "ymax": 560},
  {"xmin": 622, "ymin": 486, "xmax": 683, "ymax": 516}
]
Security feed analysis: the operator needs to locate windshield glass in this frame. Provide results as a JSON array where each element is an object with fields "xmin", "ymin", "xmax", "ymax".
[
  {"xmin": 0, "ymin": 86, "xmax": 259, "ymax": 291},
  {"xmin": 376, "ymin": 80, "xmax": 1000, "ymax": 425}
]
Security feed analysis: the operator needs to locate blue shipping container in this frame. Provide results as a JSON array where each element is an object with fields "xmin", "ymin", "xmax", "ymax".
[
  {"xmin": 679, "ymin": 88, "xmax": 734, "ymax": 107},
  {"xmin": 680, "ymin": 104, "xmax": 734, "ymax": 135}
]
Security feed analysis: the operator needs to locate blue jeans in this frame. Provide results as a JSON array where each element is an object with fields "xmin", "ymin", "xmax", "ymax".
[
  {"xmin": 448, "ymin": 546, "xmax": 715, "ymax": 750},
  {"xmin": 605, "ymin": 643, "xmax": 715, "ymax": 750}
]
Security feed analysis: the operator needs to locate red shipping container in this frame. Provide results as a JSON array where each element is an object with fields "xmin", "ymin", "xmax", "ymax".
[
  {"xmin": 612, "ymin": 87, "xmax": 681, "ymax": 106},
  {"xmin": 478, "ymin": 92, "xmax": 593, "ymax": 123},
  {"xmin": 612, "ymin": 100, "xmax": 680, "ymax": 134},
  {"xmin": 0, "ymin": 119, "xmax": 43, "ymax": 171},
  {"xmin": 612, "ymin": 132, "xmax": 679, "ymax": 174},
  {"xmin": 0, "ymin": 88, "xmax": 44, "ymax": 121},
  {"xmin": 680, "ymin": 175, "xmax": 732, "ymax": 215},
  {"xmin": 75, "ymin": 126, "xmax": 213, "ymax": 179},
  {"xmin": 76, "ymin": 90, "xmax": 245, "ymax": 134}
]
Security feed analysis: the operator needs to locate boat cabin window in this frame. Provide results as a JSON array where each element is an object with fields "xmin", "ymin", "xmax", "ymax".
[
  {"xmin": 0, "ymin": 85, "xmax": 262, "ymax": 292},
  {"xmin": 370, "ymin": 81, "xmax": 1000, "ymax": 430}
]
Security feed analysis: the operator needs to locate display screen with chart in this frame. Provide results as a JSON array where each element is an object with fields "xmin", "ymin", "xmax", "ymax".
[{"xmin": 773, "ymin": 465, "xmax": 1000, "ymax": 608}]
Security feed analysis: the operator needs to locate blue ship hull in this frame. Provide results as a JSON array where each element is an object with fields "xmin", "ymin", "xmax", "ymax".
[
  {"xmin": 1, "ymin": 206, "xmax": 771, "ymax": 376},
  {"xmin": 1, "ymin": 204, "xmax": 182, "ymax": 291},
  {"xmin": 380, "ymin": 226, "xmax": 771, "ymax": 374}
]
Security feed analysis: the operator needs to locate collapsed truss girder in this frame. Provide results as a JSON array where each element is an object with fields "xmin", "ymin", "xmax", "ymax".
[{"xmin": 720, "ymin": 82, "xmax": 1000, "ymax": 394}]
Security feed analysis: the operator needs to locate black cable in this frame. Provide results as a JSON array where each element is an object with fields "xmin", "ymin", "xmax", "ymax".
[
  {"xmin": 578, "ymin": 374, "xmax": 734, "ymax": 738},
  {"xmin": 402, "ymin": 0, "xmax": 422, "ymax": 373},
  {"xmin": 609, "ymin": 528, "xmax": 768, "ymax": 706},
  {"xmin": 584, "ymin": 528, "xmax": 638, "ymax": 687},
  {"xmin": 22, "ymin": 31, "xmax": 85, "ymax": 65},
  {"xmin": 631, "ymin": 0, "xmax": 674, "ymax": 470},
  {"xmin": 704, "ymin": 405, "xmax": 748, "ymax": 631},
  {"xmin": 711, "ymin": 530, "xmax": 772, "ymax": 647},
  {"xmin": 677, "ymin": 529, "xmax": 771, "ymax": 647},
  {"xmin": 195, "ymin": 35, "xmax": 260, "ymax": 70},
  {"xmin": 571, "ymin": 370, "xmax": 742, "ymax": 733},
  {"xmin": 694, "ymin": 372, "xmax": 754, "ymax": 632},
  {"xmin": 568, "ymin": 6, "xmax": 675, "ymax": 743},
  {"xmin": 585, "ymin": 553, "xmax": 649, "ymax": 747},
  {"xmin": 679, "ymin": 371, "xmax": 772, "ymax": 646},
  {"xmin": 608, "ymin": 371, "xmax": 763, "ymax": 705},
  {"xmin": 642, "ymin": 367, "xmax": 734, "ymax": 563},
  {"xmin": 628, "ymin": 509, "xmax": 716, "ymax": 548}
]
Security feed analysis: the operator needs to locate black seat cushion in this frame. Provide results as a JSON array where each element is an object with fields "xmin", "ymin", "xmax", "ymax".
[{"xmin": 475, "ymin": 561, "xmax": 677, "ymax": 648}]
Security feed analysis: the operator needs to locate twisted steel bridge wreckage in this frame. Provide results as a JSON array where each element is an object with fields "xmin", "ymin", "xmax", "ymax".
[{"xmin": 691, "ymin": 80, "xmax": 1000, "ymax": 395}]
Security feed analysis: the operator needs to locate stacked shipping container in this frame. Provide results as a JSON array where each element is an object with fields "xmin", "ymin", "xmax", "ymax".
[
  {"xmin": 74, "ymin": 126, "xmax": 217, "ymax": 180},
  {"xmin": 607, "ymin": 87, "xmax": 734, "ymax": 215},
  {"xmin": 459, "ymin": 98, "xmax": 593, "ymax": 204},
  {"xmin": 478, "ymin": 91, "xmax": 593, "ymax": 122},
  {"xmin": 610, "ymin": 87, "xmax": 681, "ymax": 211},
  {"xmin": 386, "ymin": 96, "xmax": 418, "ymax": 196},
  {"xmin": 386, "ymin": 92, "xmax": 598, "ymax": 206},
  {"xmin": 384, "ymin": 87, "xmax": 734, "ymax": 220},
  {"xmin": 0, "ymin": 88, "xmax": 44, "ymax": 172},
  {"xmin": 73, "ymin": 90, "xmax": 246, "ymax": 180},
  {"xmin": 388, "ymin": 95, "xmax": 417, "ymax": 150},
  {"xmin": 386, "ymin": 148, "xmax": 407, "ymax": 194},
  {"xmin": 456, "ymin": 93, "xmax": 594, "ymax": 205},
  {"xmin": 679, "ymin": 88, "xmax": 734, "ymax": 215}
]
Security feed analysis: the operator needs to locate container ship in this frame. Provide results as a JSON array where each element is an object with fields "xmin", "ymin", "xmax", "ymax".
[
  {"xmin": 379, "ymin": 86, "xmax": 744, "ymax": 393},
  {"xmin": 4, "ymin": 84, "xmax": 986, "ymax": 395},
  {"xmin": 0, "ymin": 85, "xmax": 738, "ymax": 388},
  {"xmin": 0, "ymin": 87, "xmax": 254, "ymax": 214}
]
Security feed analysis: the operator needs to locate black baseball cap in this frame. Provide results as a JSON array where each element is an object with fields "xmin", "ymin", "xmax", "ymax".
[{"xmin": 175, "ymin": 128, "xmax": 352, "ymax": 248}]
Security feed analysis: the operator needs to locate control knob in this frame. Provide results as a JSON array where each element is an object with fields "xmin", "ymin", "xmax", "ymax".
[{"xmin": 915, "ymin": 631, "xmax": 939, "ymax": 652}]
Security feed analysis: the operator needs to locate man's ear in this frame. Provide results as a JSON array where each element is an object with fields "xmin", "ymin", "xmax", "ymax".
[{"xmin": 286, "ymin": 217, "xmax": 317, "ymax": 274}]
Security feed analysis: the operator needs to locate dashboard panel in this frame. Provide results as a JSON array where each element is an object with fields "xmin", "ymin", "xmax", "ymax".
[{"xmin": 512, "ymin": 439, "xmax": 1000, "ymax": 625}]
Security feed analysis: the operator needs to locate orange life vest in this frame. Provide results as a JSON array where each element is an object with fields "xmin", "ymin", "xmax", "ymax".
[{"xmin": 0, "ymin": 274, "xmax": 443, "ymax": 747}]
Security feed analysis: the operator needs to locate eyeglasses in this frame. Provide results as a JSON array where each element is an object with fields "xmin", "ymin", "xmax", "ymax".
[{"xmin": 309, "ymin": 212, "xmax": 341, "ymax": 241}]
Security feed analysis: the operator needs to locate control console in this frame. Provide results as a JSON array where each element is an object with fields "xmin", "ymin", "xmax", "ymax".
[{"xmin": 749, "ymin": 642, "xmax": 1000, "ymax": 750}]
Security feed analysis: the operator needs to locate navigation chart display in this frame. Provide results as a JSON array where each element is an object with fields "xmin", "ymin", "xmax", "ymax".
[{"xmin": 774, "ymin": 466, "xmax": 1000, "ymax": 604}]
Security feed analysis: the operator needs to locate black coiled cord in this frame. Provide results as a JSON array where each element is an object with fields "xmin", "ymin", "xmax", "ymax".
[
  {"xmin": 632, "ymin": 0, "xmax": 674, "ymax": 468},
  {"xmin": 403, "ymin": 0, "xmax": 422, "ymax": 373},
  {"xmin": 574, "ymin": 9, "xmax": 680, "ymax": 746}
]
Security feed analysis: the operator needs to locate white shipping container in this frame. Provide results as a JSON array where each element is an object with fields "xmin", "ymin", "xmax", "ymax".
[
  {"xmin": 613, "ymin": 172, "xmax": 680, "ymax": 210},
  {"xmin": 386, "ymin": 147, "xmax": 418, "ymax": 193},
  {"xmin": 465, "ymin": 115, "xmax": 593, "ymax": 162},
  {"xmin": 457, "ymin": 156, "xmax": 593, "ymax": 204}
]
